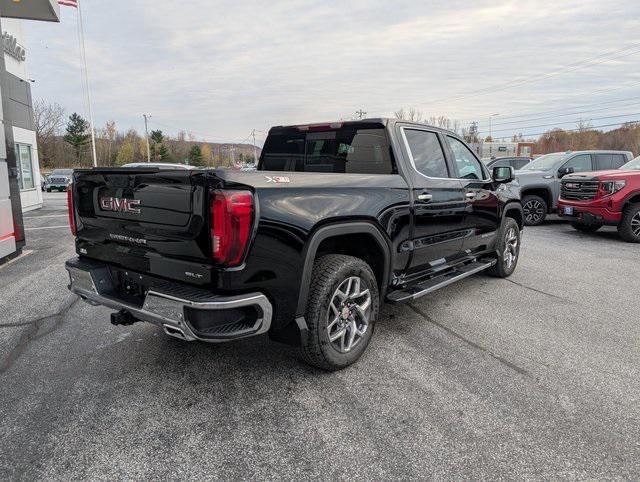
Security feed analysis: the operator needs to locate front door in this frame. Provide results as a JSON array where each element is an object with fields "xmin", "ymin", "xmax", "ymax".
[
  {"xmin": 400, "ymin": 128, "xmax": 468, "ymax": 275},
  {"xmin": 442, "ymin": 135, "xmax": 501, "ymax": 254}
]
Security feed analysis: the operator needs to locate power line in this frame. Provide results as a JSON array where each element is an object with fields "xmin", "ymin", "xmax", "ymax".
[
  {"xmin": 418, "ymin": 42, "xmax": 640, "ymax": 108},
  {"xmin": 520, "ymin": 119, "xmax": 639, "ymax": 138},
  {"xmin": 477, "ymin": 100, "xmax": 640, "ymax": 129},
  {"xmin": 488, "ymin": 111, "xmax": 640, "ymax": 135}
]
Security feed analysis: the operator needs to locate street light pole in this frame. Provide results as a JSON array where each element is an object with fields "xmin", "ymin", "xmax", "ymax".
[{"xmin": 143, "ymin": 114, "xmax": 151, "ymax": 163}]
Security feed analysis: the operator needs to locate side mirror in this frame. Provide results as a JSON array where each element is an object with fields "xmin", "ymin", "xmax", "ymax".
[
  {"xmin": 558, "ymin": 166, "xmax": 574, "ymax": 178},
  {"xmin": 493, "ymin": 165, "xmax": 514, "ymax": 183}
]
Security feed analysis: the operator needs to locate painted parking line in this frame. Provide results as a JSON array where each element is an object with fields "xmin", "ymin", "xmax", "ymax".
[
  {"xmin": 24, "ymin": 225, "xmax": 69, "ymax": 231},
  {"xmin": 23, "ymin": 214, "xmax": 68, "ymax": 219}
]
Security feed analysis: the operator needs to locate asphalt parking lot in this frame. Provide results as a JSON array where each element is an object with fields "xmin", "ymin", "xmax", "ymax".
[{"xmin": 1, "ymin": 192, "xmax": 638, "ymax": 479}]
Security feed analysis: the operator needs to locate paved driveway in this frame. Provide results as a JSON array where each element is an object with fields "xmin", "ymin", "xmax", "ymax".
[{"xmin": 0, "ymin": 192, "xmax": 638, "ymax": 479}]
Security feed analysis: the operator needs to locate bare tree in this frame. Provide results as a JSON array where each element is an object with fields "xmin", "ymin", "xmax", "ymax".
[
  {"xmin": 34, "ymin": 99, "xmax": 65, "ymax": 167},
  {"xmin": 105, "ymin": 120, "xmax": 117, "ymax": 166}
]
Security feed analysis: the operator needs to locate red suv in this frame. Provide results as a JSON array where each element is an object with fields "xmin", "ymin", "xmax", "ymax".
[{"xmin": 558, "ymin": 156, "xmax": 640, "ymax": 242}]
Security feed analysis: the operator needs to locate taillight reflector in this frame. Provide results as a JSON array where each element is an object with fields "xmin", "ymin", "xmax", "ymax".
[
  {"xmin": 67, "ymin": 188, "xmax": 77, "ymax": 235},
  {"xmin": 210, "ymin": 190, "xmax": 253, "ymax": 266}
]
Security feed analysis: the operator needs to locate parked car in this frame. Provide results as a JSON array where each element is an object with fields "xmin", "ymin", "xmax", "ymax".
[
  {"xmin": 45, "ymin": 169, "xmax": 74, "ymax": 192},
  {"xmin": 40, "ymin": 174, "xmax": 48, "ymax": 191},
  {"xmin": 517, "ymin": 150, "xmax": 633, "ymax": 226},
  {"xmin": 65, "ymin": 118, "xmax": 523, "ymax": 370},
  {"xmin": 486, "ymin": 156, "xmax": 531, "ymax": 171},
  {"xmin": 557, "ymin": 156, "xmax": 640, "ymax": 242}
]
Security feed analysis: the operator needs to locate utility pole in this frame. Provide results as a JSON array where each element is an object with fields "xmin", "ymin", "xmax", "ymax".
[
  {"xmin": 143, "ymin": 114, "xmax": 151, "ymax": 163},
  {"xmin": 355, "ymin": 109, "xmax": 367, "ymax": 119},
  {"xmin": 252, "ymin": 129, "xmax": 258, "ymax": 165},
  {"xmin": 488, "ymin": 113, "xmax": 499, "ymax": 157}
]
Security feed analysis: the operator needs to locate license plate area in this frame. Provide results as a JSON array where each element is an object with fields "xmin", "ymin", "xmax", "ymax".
[{"xmin": 563, "ymin": 206, "xmax": 574, "ymax": 215}]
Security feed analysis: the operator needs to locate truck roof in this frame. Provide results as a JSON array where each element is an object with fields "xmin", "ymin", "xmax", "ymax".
[{"xmin": 268, "ymin": 118, "xmax": 460, "ymax": 137}]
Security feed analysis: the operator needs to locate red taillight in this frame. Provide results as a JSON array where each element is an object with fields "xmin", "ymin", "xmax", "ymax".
[
  {"xmin": 296, "ymin": 122, "xmax": 343, "ymax": 132},
  {"xmin": 210, "ymin": 190, "xmax": 253, "ymax": 266},
  {"xmin": 67, "ymin": 188, "xmax": 77, "ymax": 235}
]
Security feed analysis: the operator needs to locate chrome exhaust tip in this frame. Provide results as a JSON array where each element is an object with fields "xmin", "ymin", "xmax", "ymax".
[{"xmin": 163, "ymin": 324, "xmax": 188, "ymax": 340}]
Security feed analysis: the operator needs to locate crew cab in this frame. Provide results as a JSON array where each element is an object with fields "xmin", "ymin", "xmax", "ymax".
[
  {"xmin": 65, "ymin": 119, "xmax": 523, "ymax": 370},
  {"xmin": 516, "ymin": 150, "xmax": 633, "ymax": 226},
  {"xmin": 558, "ymin": 155, "xmax": 640, "ymax": 242},
  {"xmin": 46, "ymin": 169, "xmax": 74, "ymax": 192}
]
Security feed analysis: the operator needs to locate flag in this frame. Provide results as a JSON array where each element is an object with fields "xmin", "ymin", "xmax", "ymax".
[{"xmin": 59, "ymin": 0, "xmax": 78, "ymax": 7}]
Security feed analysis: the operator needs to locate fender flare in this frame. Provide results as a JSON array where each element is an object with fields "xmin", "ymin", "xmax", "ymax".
[
  {"xmin": 621, "ymin": 190, "xmax": 640, "ymax": 210},
  {"xmin": 520, "ymin": 185, "xmax": 554, "ymax": 210},
  {"xmin": 295, "ymin": 221, "xmax": 391, "ymax": 316},
  {"xmin": 502, "ymin": 201, "xmax": 524, "ymax": 229}
]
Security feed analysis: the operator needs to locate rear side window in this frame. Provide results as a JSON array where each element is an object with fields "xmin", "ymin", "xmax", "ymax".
[
  {"xmin": 512, "ymin": 159, "xmax": 529, "ymax": 169},
  {"xmin": 595, "ymin": 154, "xmax": 626, "ymax": 170},
  {"xmin": 404, "ymin": 129, "xmax": 449, "ymax": 178},
  {"xmin": 259, "ymin": 127, "xmax": 395, "ymax": 174}
]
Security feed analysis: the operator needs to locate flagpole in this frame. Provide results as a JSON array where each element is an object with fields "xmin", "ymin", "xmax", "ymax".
[{"xmin": 76, "ymin": 0, "xmax": 97, "ymax": 167}]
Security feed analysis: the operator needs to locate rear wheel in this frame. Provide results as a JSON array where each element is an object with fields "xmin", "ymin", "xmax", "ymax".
[
  {"xmin": 571, "ymin": 222, "xmax": 602, "ymax": 233},
  {"xmin": 487, "ymin": 217, "xmax": 521, "ymax": 278},
  {"xmin": 522, "ymin": 195, "xmax": 547, "ymax": 226},
  {"xmin": 618, "ymin": 203, "xmax": 640, "ymax": 243},
  {"xmin": 299, "ymin": 254, "xmax": 379, "ymax": 371}
]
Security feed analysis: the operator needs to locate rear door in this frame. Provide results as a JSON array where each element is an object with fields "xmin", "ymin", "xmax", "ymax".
[
  {"xmin": 399, "ymin": 127, "xmax": 468, "ymax": 274},
  {"xmin": 443, "ymin": 135, "xmax": 501, "ymax": 254}
]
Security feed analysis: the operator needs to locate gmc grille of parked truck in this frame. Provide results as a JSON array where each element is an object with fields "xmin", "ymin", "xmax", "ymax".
[{"xmin": 65, "ymin": 118, "xmax": 523, "ymax": 370}]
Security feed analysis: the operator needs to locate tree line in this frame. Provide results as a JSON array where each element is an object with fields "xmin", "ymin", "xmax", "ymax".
[
  {"xmin": 394, "ymin": 108, "xmax": 640, "ymax": 156},
  {"xmin": 34, "ymin": 100, "xmax": 259, "ymax": 169}
]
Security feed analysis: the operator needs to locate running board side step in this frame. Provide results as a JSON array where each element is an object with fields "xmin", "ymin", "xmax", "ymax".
[{"xmin": 386, "ymin": 260, "xmax": 496, "ymax": 303}]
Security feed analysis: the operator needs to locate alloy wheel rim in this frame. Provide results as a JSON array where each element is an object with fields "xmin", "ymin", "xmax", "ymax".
[
  {"xmin": 326, "ymin": 276, "xmax": 371, "ymax": 353},
  {"xmin": 632, "ymin": 212, "xmax": 640, "ymax": 237},
  {"xmin": 524, "ymin": 200, "xmax": 544, "ymax": 224},
  {"xmin": 503, "ymin": 227, "xmax": 519, "ymax": 269}
]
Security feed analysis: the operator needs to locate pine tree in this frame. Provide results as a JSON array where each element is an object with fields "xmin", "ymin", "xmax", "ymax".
[
  {"xmin": 188, "ymin": 145, "xmax": 204, "ymax": 166},
  {"xmin": 63, "ymin": 113, "xmax": 90, "ymax": 165}
]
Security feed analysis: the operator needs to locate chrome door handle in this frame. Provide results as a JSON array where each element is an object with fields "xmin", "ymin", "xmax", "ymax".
[
  {"xmin": 417, "ymin": 193, "xmax": 432, "ymax": 202},
  {"xmin": 465, "ymin": 192, "xmax": 476, "ymax": 199}
]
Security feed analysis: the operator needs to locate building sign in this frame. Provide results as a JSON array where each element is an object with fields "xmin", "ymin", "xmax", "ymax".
[{"xmin": 3, "ymin": 32, "xmax": 26, "ymax": 62}]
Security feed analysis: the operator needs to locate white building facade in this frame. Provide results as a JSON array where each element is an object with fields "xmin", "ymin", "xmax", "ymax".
[{"xmin": 3, "ymin": 17, "xmax": 42, "ymax": 212}]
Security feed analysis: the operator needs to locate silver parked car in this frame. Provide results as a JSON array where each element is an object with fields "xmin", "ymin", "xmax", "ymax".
[
  {"xmin": 517, "ymin": 150, "xmax": 633, "ymax": 225},
  {"xmin": 45, "ymin": 169, "xmax": 74, "ymax": 192}
]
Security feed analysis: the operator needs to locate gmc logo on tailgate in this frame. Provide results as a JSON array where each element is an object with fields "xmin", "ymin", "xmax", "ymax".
[{"xmin": 100, "ymin": 197, "xmax": 141, "ymax": 214}]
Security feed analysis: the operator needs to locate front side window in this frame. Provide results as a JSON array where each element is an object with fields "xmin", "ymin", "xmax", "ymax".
[
  {"xmin": 446, "ymin": 136, "xmax": 485, "ymax": 180},
  {"xmin": 16, "ymin": 144, "xmax": 34, "ymax": 190},
  {"xmin": 404, "ymin": 129, "xmax": 448, "ymax": 178},
  {"xmin": 562, "ymin": 154, "xmax": 592, "ymax": 173}
]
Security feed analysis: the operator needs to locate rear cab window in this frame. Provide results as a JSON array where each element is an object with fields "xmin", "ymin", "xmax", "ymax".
[{"xmin": 259, "ymin": 123, "xmax": 396, "ymax": 174}]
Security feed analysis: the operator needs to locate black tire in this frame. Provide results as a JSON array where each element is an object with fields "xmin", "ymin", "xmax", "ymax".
[
  {"xmin": 522, "ymin": 195, "xmax": 547, "ymax": 226},
  {"xmin": 571, "ymin": 222, "xmax": 602, "ymax": 233},
  {"xmin": 617, "ymin": 203, "xmax": 640, "ymax": 243},
  {"xmin": 486, "ymin": 217, "xmax": 521, "ymax": 278},
  {"xmin": 299, "ymin": 254, "xmax": 379, "ymax": 371},
  {"xmin": 46, "ymin": 188, "xmax": 51, "ymax": 193}
]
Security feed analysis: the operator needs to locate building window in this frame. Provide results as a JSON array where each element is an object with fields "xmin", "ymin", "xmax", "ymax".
[{"xmin": 15, "ymin": 143, "xmax": 34, "ymax": 190}]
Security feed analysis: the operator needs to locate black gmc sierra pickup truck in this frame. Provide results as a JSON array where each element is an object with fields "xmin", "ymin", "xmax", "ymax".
[{"xmin": 65, "ymin": 119, "xmax": 523, "ymax": 370}]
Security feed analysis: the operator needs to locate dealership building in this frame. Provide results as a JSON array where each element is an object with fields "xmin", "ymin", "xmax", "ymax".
[{"xmin": 0, "ymin": 0, "xmax": 59, "ymax": 263}]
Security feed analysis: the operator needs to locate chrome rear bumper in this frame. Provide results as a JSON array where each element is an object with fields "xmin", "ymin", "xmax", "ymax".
[{"xmin": 65, "ymin": 258, "xmax": 272, "ymax": 342}]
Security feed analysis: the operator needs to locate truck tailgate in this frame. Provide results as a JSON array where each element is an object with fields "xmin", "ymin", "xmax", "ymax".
[{"xmin": 73, "ymin": 168, "xmax": 217, "ymax": 282}]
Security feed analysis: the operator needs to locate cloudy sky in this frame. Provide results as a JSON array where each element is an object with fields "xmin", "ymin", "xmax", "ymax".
[{"xmin": 24, "ymin": 0, "xmax": 640, "ymax": 144}]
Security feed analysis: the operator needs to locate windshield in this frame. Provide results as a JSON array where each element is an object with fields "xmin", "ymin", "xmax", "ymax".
[
  {"xmin": 51, "ymin": 169, "xmax": 73, "ymax": 176},
  {"xmin": 620, "ymin": 156, "xmax": 640, "ymax": 171},
  {"xmin": 520, "ymin": 153, "xmax": 567, "ymax": 171}
]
